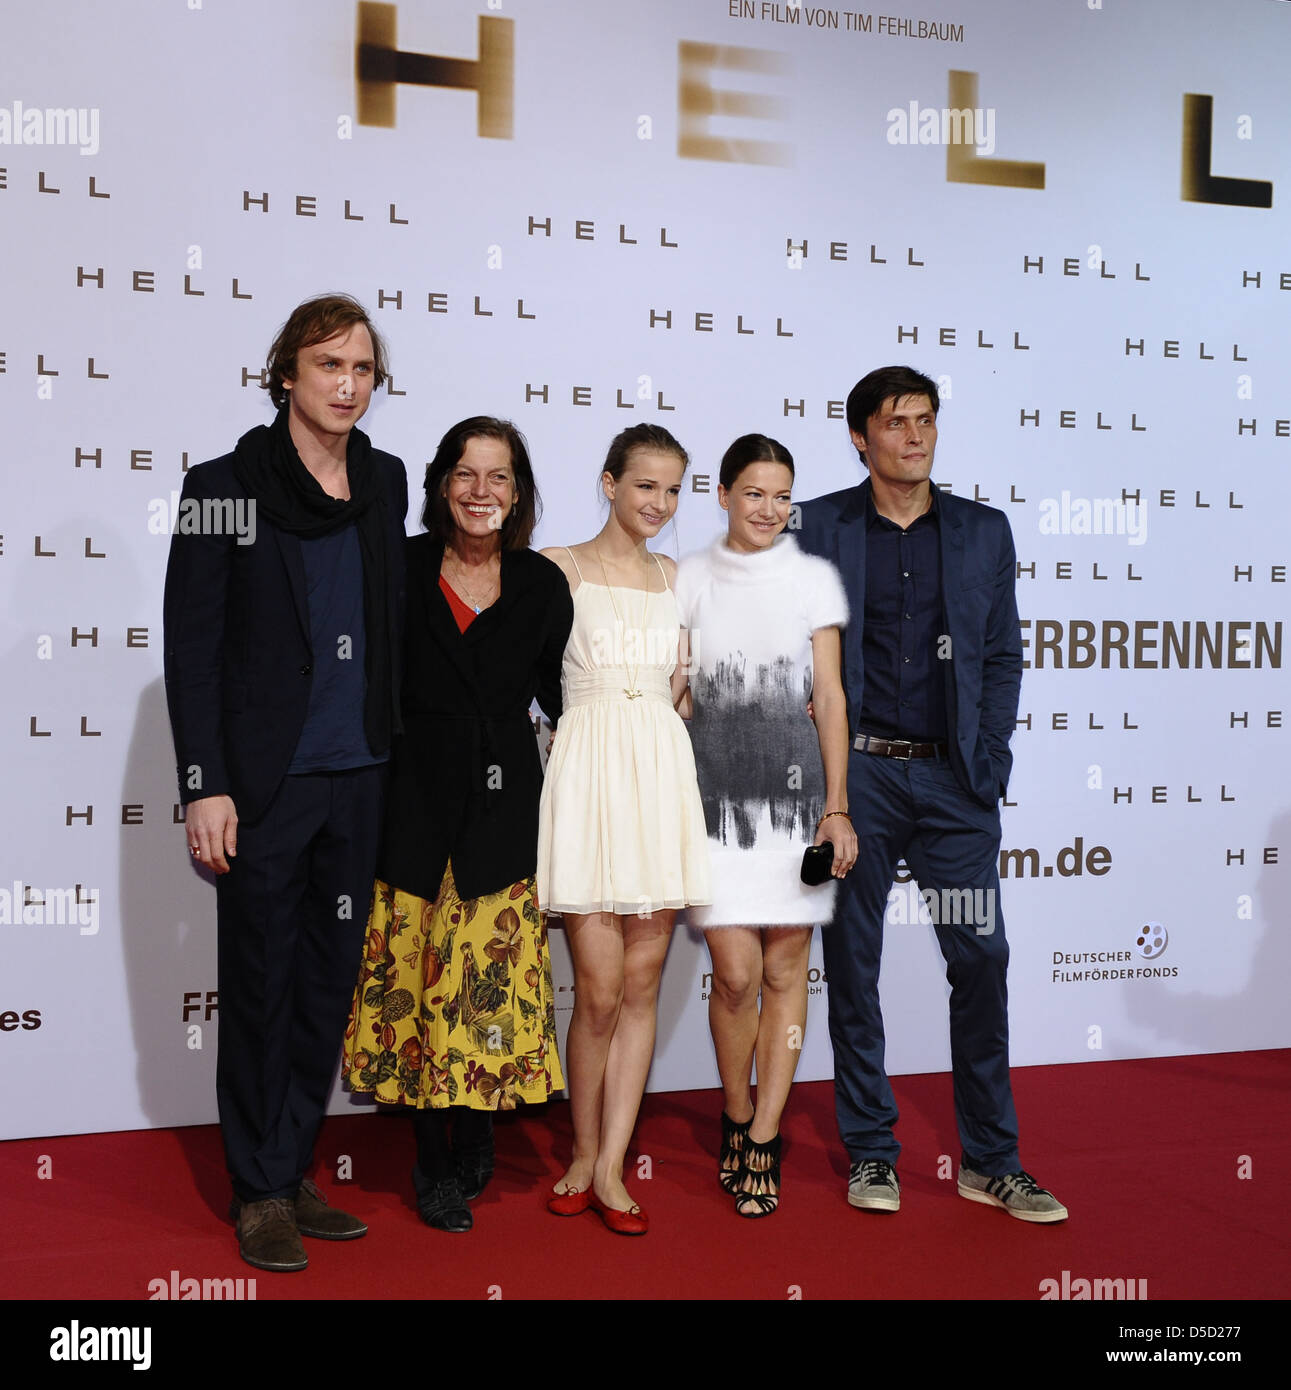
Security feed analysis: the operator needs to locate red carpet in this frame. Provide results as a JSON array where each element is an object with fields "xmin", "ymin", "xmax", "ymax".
[{"xmin": 2, "ymin": 1051, "xmax": 1287, "ymax": 1303}]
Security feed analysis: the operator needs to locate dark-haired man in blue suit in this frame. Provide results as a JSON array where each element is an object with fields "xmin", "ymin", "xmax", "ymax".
[{"xmin": 798, "ymin": 365, "xmax": 1066, "ymax": 1222}]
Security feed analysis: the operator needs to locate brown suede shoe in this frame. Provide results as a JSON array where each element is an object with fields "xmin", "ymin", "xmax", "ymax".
[
  {"xmin": 236, "ymin": 1197, "xmax": 308, "ymax": 1272},
  {"xmin": 293, "ymin": 1177, "xmax": 368, "ymax": 1240}
]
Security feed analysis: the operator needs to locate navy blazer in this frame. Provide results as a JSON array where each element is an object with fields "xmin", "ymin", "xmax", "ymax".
[
  {"xmin": 163, "ymin": 446, "xmax": 408, "ymax": 825},
  {"xmin": 797, "ymin": 478, "xmax": 1022, "ymax": 807}
]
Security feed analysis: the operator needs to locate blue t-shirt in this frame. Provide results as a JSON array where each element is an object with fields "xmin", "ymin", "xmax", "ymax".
[{"xmin": 288, "ymin": 524, "xmax": 385, "ymax": 773}]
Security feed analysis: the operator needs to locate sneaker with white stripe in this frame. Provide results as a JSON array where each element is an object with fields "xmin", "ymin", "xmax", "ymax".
[
  {"xmin": 957, "ymin": 1165, "xmax": 1068, "ymax": 1223},
  {"xmin": 847, "ymin": 1159, "xmax": 900, "ymax": 1212}
]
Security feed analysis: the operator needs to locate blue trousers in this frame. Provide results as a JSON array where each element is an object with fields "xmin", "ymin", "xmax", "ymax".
[{"xmin": 822, "ymin": 753, "xmax": 1020, "ymax": 1174}]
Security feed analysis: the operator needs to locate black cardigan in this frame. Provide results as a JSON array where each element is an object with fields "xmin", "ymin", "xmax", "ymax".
[{"xmin": 376, "ymin": 536, "xmax": 573, "ymax": 903}]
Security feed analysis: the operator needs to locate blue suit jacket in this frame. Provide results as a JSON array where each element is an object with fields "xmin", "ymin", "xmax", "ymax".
[{"xmin": 797, "ymin": 478, "xmax": 1022, "ymax": 807}]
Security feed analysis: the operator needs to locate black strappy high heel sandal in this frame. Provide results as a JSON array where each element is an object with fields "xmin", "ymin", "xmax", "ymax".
[
  {"xmin": 735, "ymin": 1133, "xmax": 782, "ymax": 1218},
  {"xmin": 718, "ymin": 1111, "xmax": 753, "ymax": 1195}
]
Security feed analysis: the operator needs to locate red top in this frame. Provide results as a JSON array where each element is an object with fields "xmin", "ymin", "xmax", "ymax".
[{"xmin": 439, "ymin": 575, "xmax": 478, "ymax": 633}]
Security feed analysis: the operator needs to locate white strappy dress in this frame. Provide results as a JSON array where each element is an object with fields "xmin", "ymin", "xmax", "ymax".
[{"xmin": 536, "ymin": 549, "xmax": 711, "ymax": 916}]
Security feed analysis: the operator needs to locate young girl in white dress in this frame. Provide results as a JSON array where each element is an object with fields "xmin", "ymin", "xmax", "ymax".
[
  {"xmin": 537, "ymin": 423, "xmax": 711, "ymax": 1234},
  {"xmin": 674, "ymin": 433, "xmax": 857, "ymax": 1217}
]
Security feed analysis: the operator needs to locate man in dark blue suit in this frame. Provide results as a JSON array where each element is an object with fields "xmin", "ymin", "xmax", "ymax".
[
  {"xmin": 164, "ymin": 294, "xmax": 408, "ymax": 1268},
  {"xmin": 798, "ymin": 365, "xmax": 1065, "ymax": 1223}
]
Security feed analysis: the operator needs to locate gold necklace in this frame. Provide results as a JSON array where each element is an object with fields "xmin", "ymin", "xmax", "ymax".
[
  {"xmin": 593, "ymin": 541, "xmax": 650, "ymax": 699},
  {"xmin": 445, "ymin": 548, "xmax": 499, "ymax": 614}
]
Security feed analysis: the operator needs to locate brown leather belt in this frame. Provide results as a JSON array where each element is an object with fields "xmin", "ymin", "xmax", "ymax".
[{"xmin": 853, "ymin": 732, "xmax": 947, "ymax": 760}]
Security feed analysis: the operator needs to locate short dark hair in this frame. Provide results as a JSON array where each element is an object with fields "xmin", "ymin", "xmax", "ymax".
[
  {"xmin": 264, "ymin": 293, "xmax": 389, "ymax": 409},
  {"xmin": 601, "ymin": 423, "xmax": 689, "ymax": 484},
  {"xmin": 718, "ymin": 433, "xmax": 794, "ymax": 491},
  {"xmin": 420, "ymin": 417, "xmax": 540, "ymax": 550},
  {"xmin": 845, "ymin": 366, "xmax": 939, "ymax": 440}
]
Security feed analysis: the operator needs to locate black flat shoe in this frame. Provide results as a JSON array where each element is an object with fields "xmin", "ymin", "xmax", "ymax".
[
  {"xmin": 455, "ymin": 1133, "xmax": 496, "ymax": 1202},
  {"xmin": 413, "ymin": 1167, "xmax": 473, "ymax": 1232}
]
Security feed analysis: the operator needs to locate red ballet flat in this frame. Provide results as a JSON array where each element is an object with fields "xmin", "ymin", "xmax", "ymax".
[
  {"xmin": 589, "ymin": 1192, "xmax": 649, "ymax": 1236},
  {"xmin": 547, "ymin": 1184, "xmax": 592, "ymax": 1217}
]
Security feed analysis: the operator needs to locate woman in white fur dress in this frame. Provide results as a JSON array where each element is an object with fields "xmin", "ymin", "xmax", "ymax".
[{"xmin": 675, "ymin": 433, "xmax": 857, "ymax": 1218}]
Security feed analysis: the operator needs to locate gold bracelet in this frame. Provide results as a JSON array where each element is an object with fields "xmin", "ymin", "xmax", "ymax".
[{"xmin": 818, "ymin": 811, "xmax": 852, "ymax": 827}]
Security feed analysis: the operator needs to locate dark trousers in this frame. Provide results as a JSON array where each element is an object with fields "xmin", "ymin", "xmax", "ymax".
[
  {"xmin": 215, "ymin": 766, "xmax": 385, "ymax": 1201},
  {"xmin": 821, "ymin": 753, "xmax": 1020, "ymax": 1175}
]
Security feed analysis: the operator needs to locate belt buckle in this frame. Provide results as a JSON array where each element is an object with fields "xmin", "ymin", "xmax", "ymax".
[{"xmin": 888, "ymin": 739, "xmax": 914, "ymax": 760}]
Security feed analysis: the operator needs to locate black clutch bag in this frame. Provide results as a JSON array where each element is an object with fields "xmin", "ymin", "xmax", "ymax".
[{"xmin": 800, "ymin": 842, "xmax": 834, "ymax": 886}]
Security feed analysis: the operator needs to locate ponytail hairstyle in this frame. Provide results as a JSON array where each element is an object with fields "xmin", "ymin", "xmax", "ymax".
[
  {"xmin": 718, "ymin": 433, "xmax": 794, "ymax": 491},
  {"xmin": 600, "ymin": 422, "xmax": 690, "ymax": 486}
]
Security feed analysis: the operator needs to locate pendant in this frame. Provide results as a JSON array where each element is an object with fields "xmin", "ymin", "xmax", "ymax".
[{"xmin": 624, "ymin": 688, "xmax": 642, "ymax": 700}]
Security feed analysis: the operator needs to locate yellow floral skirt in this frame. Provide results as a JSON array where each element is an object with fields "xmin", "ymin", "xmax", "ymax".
[{"xmin": 343, "ymin": 862, "xmax": 564, "ymax": 1110}]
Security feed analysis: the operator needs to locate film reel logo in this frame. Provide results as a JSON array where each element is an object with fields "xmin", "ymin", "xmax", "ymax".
[{"xmin": 1133, "ymin": 921, "xmax": 1168, "ymax": 960}]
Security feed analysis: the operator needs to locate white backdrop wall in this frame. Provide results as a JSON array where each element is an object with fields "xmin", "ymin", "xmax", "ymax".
[{"xmin": 1, "ymin": 0, "xmax": 1287, "ymax": 1140}]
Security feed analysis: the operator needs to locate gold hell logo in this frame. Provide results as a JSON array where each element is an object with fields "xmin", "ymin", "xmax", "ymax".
[
  {"xmin": 356, "ymin": 1, "xmax": 514, "ymax": 136},
  {"xmin": 352, "ymin": 4, "xmax": 1277, "ymax": 205}
]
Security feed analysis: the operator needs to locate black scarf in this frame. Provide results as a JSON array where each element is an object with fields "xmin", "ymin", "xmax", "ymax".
[{"xmin": 232, "ymin": 406, "xmax": 399, "ymax": 753}]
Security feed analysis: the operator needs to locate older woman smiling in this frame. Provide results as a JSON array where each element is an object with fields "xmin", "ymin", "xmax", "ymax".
[{"xmin": 343, "ymin": 416, "xmax": 573, "ymax": 1232}]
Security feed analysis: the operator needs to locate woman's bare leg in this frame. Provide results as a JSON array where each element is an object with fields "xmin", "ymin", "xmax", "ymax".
[
  {"xmin": 704, "ymin": 927, "xmax": 763, "ymax": 1126},
  {"xmin": 591, "ymin": 910, "xmax": 675, "ymax": 1210},
  {"xmin": 749, "ymin": 927, "xmax": 812, "ymax": 1143},
  {"xmin": 551, "ymin": 911, "xmax": 624, "ymax": 1195}
]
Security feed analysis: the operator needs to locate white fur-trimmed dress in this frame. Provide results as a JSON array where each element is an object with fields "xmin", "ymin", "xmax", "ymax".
[{"xmin": 675, "ymin": 535, "xmax": 848, "ymax": 928}]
